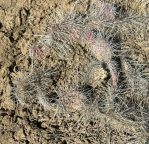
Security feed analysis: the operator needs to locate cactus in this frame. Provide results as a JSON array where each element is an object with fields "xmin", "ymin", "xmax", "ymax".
[
  {"xmin": 89, "ymin": 0, "xmax": 116, "ymax": 21},
  {"xmin": 58, "ymin": 90, "xmax": 86, "ymax": 112}
]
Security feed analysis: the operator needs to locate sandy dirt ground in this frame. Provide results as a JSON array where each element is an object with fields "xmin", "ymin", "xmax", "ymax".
[{"xmin": 0, "ymin": 0, "xmax": 149, "ymax": 143}]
